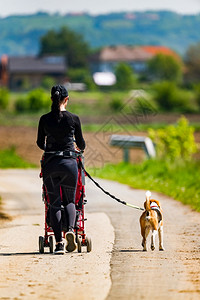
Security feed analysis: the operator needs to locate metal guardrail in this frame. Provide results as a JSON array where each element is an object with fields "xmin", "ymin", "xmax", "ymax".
[{"xmin": 109, "ymin": 135, "xmax": 156, "ymax": 162}]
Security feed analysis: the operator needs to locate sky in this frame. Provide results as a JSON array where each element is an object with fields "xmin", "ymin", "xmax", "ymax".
[{"xmin": 0, "ymin": 0, "xmax": 200, "ymax": 17}]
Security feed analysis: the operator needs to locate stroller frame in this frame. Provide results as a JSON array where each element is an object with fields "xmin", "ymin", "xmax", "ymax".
[{"xmin": 39, "ymin": 151, "xmax": 92, "ymax": 253}]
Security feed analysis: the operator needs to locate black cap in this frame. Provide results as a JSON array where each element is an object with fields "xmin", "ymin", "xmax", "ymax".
[{"xmin": 51, "ymin": 85, "xmax": 68, "ymax": 99}]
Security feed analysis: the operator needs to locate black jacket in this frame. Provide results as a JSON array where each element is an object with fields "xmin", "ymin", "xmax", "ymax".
[{"xmin": 37, "ymin": 110, "xmax": 85, "ymax": 151}]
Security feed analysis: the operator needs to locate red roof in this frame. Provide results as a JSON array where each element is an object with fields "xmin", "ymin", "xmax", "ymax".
[
  {"xmin": 92, "ymin": 45, "xmax": 153, "ymax": 62},
  {"xmin": 141, "ymin": 46, "xmax": 180, "ymax": 60},
  {"xmin": 90, "ymin": 45, "xmax": 181, "ymax": 63}
]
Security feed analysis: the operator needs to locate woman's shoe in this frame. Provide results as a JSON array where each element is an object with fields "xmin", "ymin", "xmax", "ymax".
[
  {"xmin": 65, "ymin": 230, "xmax": 76, "ymax": 252},
  {"xmin": 54, "ymin": 242, "xmax": 65, "ymax": 255}
]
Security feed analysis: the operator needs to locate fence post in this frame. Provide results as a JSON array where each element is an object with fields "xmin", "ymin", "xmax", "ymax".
[{"xmin": 123, "ymin": 148, "xmax": 130, "ymax": 163}]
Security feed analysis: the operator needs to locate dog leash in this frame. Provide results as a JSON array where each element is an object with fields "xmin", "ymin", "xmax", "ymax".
[
  {"xmin": 80, "ymin": 162, "xmax": 144, "ymax": 211},
  {"xmin": 41, "ymin": 151, "xmax": 144, "ymax": 211}
]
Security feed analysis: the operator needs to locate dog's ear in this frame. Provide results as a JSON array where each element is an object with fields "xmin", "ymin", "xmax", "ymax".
[
  {"xmin": 144, "ymin": 201, "xmax": 146, "ymax": 209},
  {"xmin": 154, "ymin": 200, "xmax": 161, "ymax": 208}
]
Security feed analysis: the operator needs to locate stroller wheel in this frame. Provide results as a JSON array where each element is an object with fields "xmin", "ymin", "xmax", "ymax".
[
  {"xmin": 77, "ymin": 236, "xmax": 82, "ymax": 253},
  {"xmin": 39, "ymin": 236, "xmax": 44, "ymax": 254},
  {"xmin": 86, "ymin": 236, "xmax": 92, "ymax": 253},
  {"xmin": 49, "ymin": 236, "xmax": 53, "ymax": 253}
]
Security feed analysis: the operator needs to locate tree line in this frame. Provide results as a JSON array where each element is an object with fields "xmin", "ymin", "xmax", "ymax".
[
  {"xmin": 0, "ymin": 11, "xmax": 200, "ymax": 56},
  {"xmin": 39, "ymin": 26, "xmax": 200, "ymax": 88}
]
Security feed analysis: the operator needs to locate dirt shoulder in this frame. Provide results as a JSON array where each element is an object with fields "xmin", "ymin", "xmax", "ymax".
[
  {"xmin": 0, "ymin": 126, "xmax": 147, "ymax": 168},
  {"xmin": 0, "ymin": 125, "xmax": 199, "ymax": 168}
]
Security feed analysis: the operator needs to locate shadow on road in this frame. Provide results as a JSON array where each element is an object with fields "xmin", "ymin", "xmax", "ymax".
[
  {"xmin": 0, "ymin": 252, "xmax": 51, "ymax": 256},
  {"xmin": 118, "ymin": 249, "xmax": 143, "ymax": 253}
]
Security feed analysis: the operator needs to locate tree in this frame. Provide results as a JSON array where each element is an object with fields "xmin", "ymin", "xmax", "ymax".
[
  {"xmin": 147, "ymin": 54, "xmax": 183, "ymax": 83},
  {"xmin": 115, "ymin": 63, "xmax": 136, "ymax": 90},
  {"xmin": 39, "ymin": 27, "xmax": 90, "ymax": 68},
  {"xmin": 184, "ymin": 42, "xmax": 200, "ymax": 84}
]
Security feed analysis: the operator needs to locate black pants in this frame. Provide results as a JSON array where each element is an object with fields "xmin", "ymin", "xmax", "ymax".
[{"xmin": 43, "ymin": 156, "xmax": 78, "ymax": 243}]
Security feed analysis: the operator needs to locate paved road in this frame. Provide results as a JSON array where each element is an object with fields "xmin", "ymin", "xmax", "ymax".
[
  {"xmin": 0, "ymin": 170, "xmax": 200, "ymax": 299},
  {"xmin": 86, "ymin": 177, "xmax": 200, "ymax": 300}
]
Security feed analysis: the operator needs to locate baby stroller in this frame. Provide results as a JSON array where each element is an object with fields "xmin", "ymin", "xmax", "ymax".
[{"xmin": 38, "ymin": 150, "xmax": 92, "ymax": 253}]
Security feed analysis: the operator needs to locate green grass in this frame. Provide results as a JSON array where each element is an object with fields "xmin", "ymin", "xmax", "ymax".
[
  {"xmin": 1, "ymin": 89, "xmax": 200, "ymax": 131},
  {"xmin": 89, "ymin": 159, "xmax": 200, "ymax": 212},
  {"xmin": 0, "ymin": 111, "xmax": 41, "ymax": 127},
  {"xmin": 0, "ymin": 147, "xmax": 36, "ymax": 219},
  {"xmin": 2, "ymin": 112, "xmax": 199, "ymax": 133},
  {"xmin": 82, "ymin": 122, "xmax": 178, "ymax": 132},
  {"xmin": 0, "ymin": 147, "xmax": 36, "ymax": 168},
  {"xmin": 0, "ymin": 112, "xmax": 169, "ymax": 129}
]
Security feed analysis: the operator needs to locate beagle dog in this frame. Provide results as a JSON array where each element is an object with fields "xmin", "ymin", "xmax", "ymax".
[{"xmin": 140, "ymin": 191, "xmax": 164, "ymax": 251}]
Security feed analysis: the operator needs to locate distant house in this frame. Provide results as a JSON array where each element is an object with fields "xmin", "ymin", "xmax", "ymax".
[
  {"xmin": 89, "ymin": 45, "xmax": 180, "ymax": 75},
  {"xmin": 0, "ymin": 55, "xmax": 67, "ymax": 90}
]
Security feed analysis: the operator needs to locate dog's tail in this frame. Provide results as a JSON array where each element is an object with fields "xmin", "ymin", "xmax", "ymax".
[{"xmin": 145, "ymin": 191, "xmax": 152, "ymax": 211}]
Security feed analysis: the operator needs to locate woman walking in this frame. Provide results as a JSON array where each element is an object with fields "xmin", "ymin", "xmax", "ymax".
[{"xmin": 37, "ymin": 85, "xmax": 85, "ymax": 254}]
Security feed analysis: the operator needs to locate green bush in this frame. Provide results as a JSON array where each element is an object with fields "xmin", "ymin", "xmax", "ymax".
[
  {"xmin": 153, "ymin": 81, "xmax": 191, "ymax": 112},
  {"xmin": 28, "ymin": 88, "xmax": 50, "ymax": 111},
  {"xmin": 132, "ymin": 97, "xmax": 158, "ymax": 115},
  {"xmin": 174, "ymin": 89, "xmax": 196, "ymax": 112},
  {"xmin": 15, "ymin": 88, "xmax": 50, "ymax": 112},
  {"xmin": 109, "ymin": 95, "xmax": 123, "ymax": 111},
  {"xmin": 148, "ymin": 116, "xmax": 198, "ymax": 161},
  {"xmin": 15, "ymin": 96, "xmax": 30, "ymax": 112},
  {"xmin": 0, "ymin": 88, "xmax": 9, "ymax": 109}
]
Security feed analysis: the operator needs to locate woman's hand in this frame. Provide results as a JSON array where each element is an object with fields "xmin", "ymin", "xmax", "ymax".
[{"xmin": 75, "ymin": 147, "xmax": 84, "ymax": 154}]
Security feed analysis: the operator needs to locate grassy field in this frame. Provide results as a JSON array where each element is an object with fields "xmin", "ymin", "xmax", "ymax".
[
  {"xmin": 0, "ymin": 90, "xmax": 129, "ymax": 127},
  {"xmin": 89, "ymin": 159, "xmax": 200, "ymax": 212},
  {"xmin": 0, "ymin": 147, "xmax": 36, "ymax": 168},
  {"xmin": 0, "ymin": 89, "xmax": 200, "ymax": 131},
  {"xmin": 1, "ymin": 111, "xmax": 200, "ymax": 133}
]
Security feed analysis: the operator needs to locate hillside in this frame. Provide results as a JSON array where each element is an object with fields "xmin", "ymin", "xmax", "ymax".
[{"xmin": 0, "ymin": 10, "xmax": 200, "ymax": 57}]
